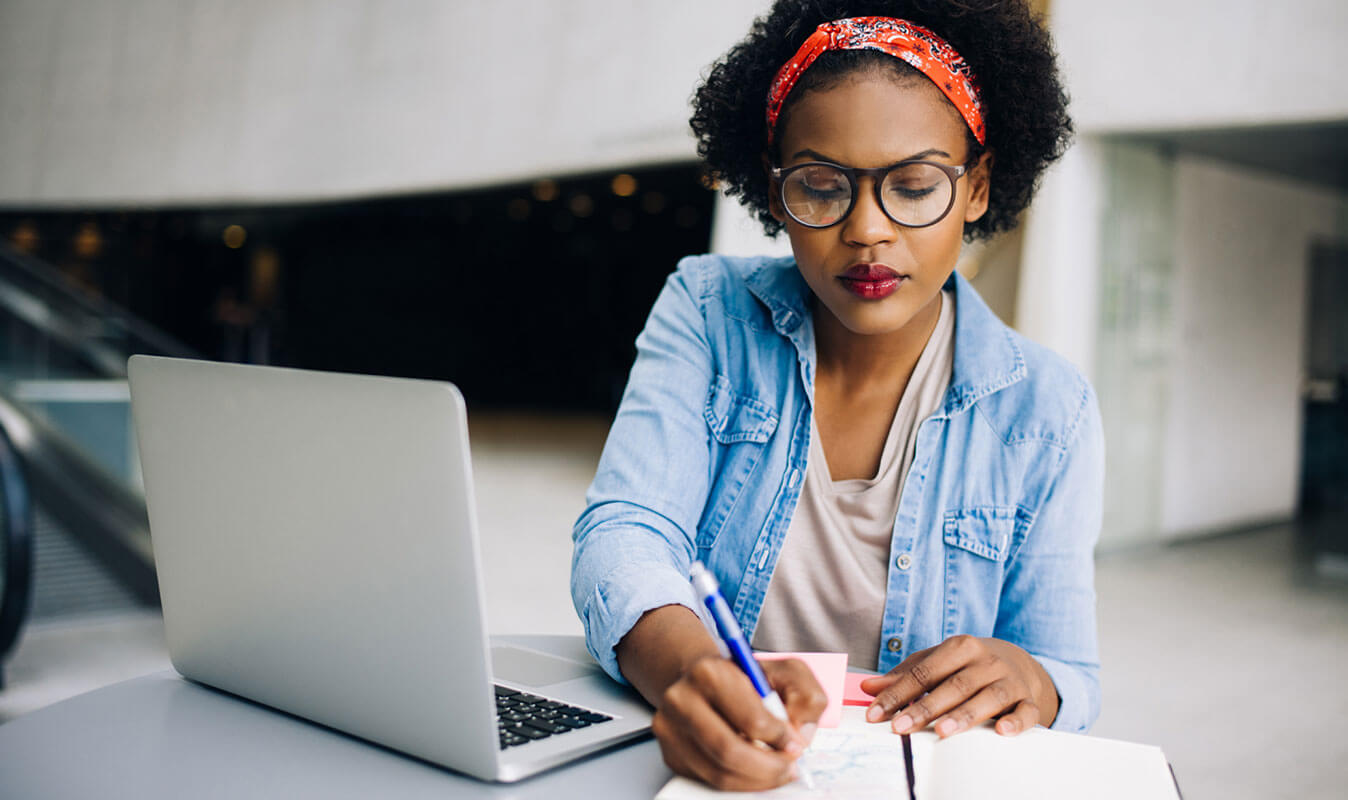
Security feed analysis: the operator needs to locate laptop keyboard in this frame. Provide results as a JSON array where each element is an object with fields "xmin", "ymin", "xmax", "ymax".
[{"xmin": 495, "ymin": 684, "xmax": 613, "ymax": 749}]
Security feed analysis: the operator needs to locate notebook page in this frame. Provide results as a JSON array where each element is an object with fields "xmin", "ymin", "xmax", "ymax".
[
  {"xmin": 655, "ymin": 706, "xmax": 910, "ymax": 799},
  {"xmin": 922, "ymin": 725, "xmax": 1180, "ymax": 800}
]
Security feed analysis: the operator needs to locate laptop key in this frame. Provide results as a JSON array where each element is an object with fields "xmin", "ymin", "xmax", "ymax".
[
  {"xmin": 507, "ymin": 724, "xmax": 551, "ymax": 741},
  {"xmin": 522, "ymin": 719, "xmax": 568, "ymax": 735},
  {"xmin": 494, "ymin": 686, "xmax": 519, "ymax": 698},
  {"xmin": 554, "ymin": 716, "xmax": 591, "ymax": 729}
]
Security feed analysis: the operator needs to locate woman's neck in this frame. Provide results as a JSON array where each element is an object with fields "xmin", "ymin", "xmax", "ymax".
[{"xmin": 813, "ymin": 290, "xmax": 944, "ymax": 393}]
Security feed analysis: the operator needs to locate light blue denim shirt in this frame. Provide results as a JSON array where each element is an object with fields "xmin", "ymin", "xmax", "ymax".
[{"xmin": 571, "ymin": 253, "xmax": 1103, "ymax": 733}]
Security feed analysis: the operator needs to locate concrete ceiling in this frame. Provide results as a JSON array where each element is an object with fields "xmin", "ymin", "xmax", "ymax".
[{"xmin": 1118, "ymin": 120, "xmax": 1348, "ymax": 192}]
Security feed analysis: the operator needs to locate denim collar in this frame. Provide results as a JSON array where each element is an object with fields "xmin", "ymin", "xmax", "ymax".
[{"xmin": 742, "ymin": 255, "xmax": 1026, "ymax": 416}]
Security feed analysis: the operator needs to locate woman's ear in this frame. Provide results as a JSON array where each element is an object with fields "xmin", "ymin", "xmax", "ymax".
[
  {"xmin": 762, "ymin": 153, "xmax": 788, "ymax": 224},
  {"xmin": 963, "ymin": 150, "xmax": 994, "ymax": 224}
]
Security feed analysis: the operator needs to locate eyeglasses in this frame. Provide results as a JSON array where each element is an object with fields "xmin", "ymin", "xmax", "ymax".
[{"xmin": 770, "ymin": 160, "xmax": 967, "ymax": 229}]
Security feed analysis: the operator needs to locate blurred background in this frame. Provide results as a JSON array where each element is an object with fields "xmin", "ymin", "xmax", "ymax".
[{"xmin": 0, "ymin": 0, "xmax": 1344, "ymax": 797}]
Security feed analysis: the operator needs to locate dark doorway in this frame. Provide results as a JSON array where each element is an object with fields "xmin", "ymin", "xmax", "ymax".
[{"xmin": 1301, "ymin": 241, "xmax": 1348, "ymax": 559}]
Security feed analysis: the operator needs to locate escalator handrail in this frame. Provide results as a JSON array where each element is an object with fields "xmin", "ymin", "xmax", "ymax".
[
  {"xmin": 0, "ymin": 281, "xmax": 131, "ymax": 377},
  {"xmin": 0, "ymin": 418, "xmax": 34, "ymax": 686},
  {"xmin": 0, "ymin": 240, "xmax": 197, "ymax": 369}
]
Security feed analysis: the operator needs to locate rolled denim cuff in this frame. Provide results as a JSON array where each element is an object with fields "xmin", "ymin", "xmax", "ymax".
[
  {"xmin": 578, "ymin": 560, "xmax": 697, "ymax": 686},
  {"xmin": 1036, "ymin": 652, "xmax": 1100, "ymax": 733}
]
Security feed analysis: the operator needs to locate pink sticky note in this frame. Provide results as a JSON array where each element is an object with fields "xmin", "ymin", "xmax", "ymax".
[
  {"xmin": 843, "ymin": 671, "xmax": 877, "ymax": 706},
  {"xmin": 754, "ymin": 651, "xmax": 847, "ymax": 728}
]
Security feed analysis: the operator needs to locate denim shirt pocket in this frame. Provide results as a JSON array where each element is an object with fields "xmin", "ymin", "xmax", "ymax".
[
  {"xmin": 698, "ymin": 373, "xmax": 779, "ymax": 551},
  {"xmin": 940, "ymin": 507, "xmax": 1016, "ymax": 637},
  {"xmin": 704, "ymin": 373, "xmax": 778, "ymax": 444}
]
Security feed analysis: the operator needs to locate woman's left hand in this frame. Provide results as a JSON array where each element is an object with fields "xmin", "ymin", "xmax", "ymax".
[{"xmin": 858, "ymin": 635, "xmax": 1058, "ymax": 737}]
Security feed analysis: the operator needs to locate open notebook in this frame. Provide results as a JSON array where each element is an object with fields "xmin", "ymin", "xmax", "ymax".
[
  {"xmin": 657, "ymin": 657, "xmax": 1181, "ymax": 800},
  {"xmin": 657, "ymin": 706, "xmax": 1181, "ymax": 799}
]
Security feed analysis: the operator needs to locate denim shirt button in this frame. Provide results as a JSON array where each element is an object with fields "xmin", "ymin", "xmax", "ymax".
[
  {"xmin": 886, "ymin": 637, "xmax": 903, "ymax": 653},
  {"xmin": 895, "ymin": 553, "xmax": 913, "ymax": 570},
  {"xmin": 788, "ymin": 469, "xmax": 801, "ymax": 488}
]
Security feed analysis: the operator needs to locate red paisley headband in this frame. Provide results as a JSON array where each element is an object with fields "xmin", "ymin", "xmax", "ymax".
[{"xmin": 765, "ymin": 17, "xmax": 986, "ymax": 146}]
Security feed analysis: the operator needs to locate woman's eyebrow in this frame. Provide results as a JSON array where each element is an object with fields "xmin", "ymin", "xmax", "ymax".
[{"xmin": 789, "ymin": 147, "xmax": 953, "ymax": 164}]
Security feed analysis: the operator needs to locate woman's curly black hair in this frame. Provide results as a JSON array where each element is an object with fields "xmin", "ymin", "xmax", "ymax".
[{"xmin": 690, "ymin": 0, "xmax": 1072, "ymax": 241}]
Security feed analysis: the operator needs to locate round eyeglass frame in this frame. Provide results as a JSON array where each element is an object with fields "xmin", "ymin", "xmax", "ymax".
[{"xmin": 770, "ymin": 159, "xmax": 968, "ymax": 230}]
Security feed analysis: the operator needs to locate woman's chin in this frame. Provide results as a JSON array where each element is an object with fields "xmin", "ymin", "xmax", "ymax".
[{"xmin": 819, "ymin": 297, "xmax": 928, "ymax": 339}]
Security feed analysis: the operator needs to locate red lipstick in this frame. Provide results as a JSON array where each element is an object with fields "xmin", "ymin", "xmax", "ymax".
[{"xmin": 839, "ymin": 263, "xmax": 904, "ymax": 299}]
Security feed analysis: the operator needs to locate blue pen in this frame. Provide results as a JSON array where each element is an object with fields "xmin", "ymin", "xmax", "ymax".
[{"xmin": 689, "ymin": 561, "xmax": 813, "ymax": 787}]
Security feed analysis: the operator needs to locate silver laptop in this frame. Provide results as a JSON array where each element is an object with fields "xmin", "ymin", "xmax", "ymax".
[{"xmin": 127, "ymin": 355, "xmax": 652, "ymax": 782}]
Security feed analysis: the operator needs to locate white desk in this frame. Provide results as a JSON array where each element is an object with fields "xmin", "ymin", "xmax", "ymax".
[{"xmin": 0, "ymin": 635, "xmax": 672, "ymax": 799}]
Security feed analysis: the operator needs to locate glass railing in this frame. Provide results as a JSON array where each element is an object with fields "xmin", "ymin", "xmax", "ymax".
[{"xmin": 0, "ymin": 240, "xmax": 197, "ymax": 677}]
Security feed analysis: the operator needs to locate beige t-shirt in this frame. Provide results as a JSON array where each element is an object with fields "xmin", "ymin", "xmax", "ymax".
[{"xmin": 751, "ymin": 289, "xmax": 956, "ymax": 669}]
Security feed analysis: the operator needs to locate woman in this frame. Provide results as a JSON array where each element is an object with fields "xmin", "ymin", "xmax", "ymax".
[{"xmin": 571, "ymin": 1, "xmax": 1100, "ymax": 790}]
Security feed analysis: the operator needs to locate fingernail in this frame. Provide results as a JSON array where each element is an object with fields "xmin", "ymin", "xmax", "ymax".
[
  {"xmin": 798, "ymin": 722, "xmax": 817, "ymax": 746},
  {"xmin": 892, "ymin": 714, "xmax": 913, "ymax": 733},
  {"xmin": 866, "ymin": 705, "xmax": 883, "ymax": 723},
  {"xmin": 785, "ymin": 739, "xmax": 803, "ymax": 756},
  {"xmin": 936, "ymin": 718, "xmax": 958, "ymax": 736},
  {"xmin": 997, "ymin": 719, "xmax": 1016, "ymax": 735}
]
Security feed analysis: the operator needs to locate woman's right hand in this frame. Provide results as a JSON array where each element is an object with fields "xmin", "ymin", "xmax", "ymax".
[
  {"xmin": 653, "ymin": 654, "xmax": 826, "ymax": 790},
  {"xmin": 615, "ymin": 604, "xmax": 827, "ymax": 791}
]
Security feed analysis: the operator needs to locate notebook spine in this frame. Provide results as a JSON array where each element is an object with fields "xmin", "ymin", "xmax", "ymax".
[{"xmin": 902, "ymin": 733, "xmax": 917, "ymax": 800}]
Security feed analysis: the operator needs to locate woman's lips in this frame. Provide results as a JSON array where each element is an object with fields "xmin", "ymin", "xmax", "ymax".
[{"xmin": 839, "ymin": 263, "xmax": 904, "ymax": 299}]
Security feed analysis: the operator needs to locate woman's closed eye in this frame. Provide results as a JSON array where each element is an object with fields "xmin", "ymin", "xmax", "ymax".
[
  {"xmin": 887, "ymin": 182, "xmax": 938, "ymax": 201},
  {"xmin": 800, "ymin": 180, "xmax": 848, "ymax": 199}
]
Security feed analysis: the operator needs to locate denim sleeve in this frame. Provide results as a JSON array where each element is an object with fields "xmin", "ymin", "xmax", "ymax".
[
  {"xmin": 571, "ymin": 257, "xmax": 716, "ymax": 684},
  {"xmin": 994, "ymin": 385, "xmax": 1104, "ymax": 733}
]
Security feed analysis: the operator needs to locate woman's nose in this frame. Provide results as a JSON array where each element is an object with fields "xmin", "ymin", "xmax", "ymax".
[{"xmin": 841, "ymin": 178, "xmax": 896, "ymax": 247}]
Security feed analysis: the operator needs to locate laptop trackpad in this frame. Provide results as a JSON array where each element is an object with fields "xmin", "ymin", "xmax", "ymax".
[{"xmin": 491, "ymin": 645, "xmax": 602, "ymax": 688}]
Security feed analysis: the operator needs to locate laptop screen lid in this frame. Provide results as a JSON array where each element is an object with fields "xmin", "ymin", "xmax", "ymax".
[{"xmin": 128, "ymin": 356, "xmax": 500, "ymax": 775}]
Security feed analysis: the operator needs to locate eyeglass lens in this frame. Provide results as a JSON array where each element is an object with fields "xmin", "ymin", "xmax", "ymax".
[{"xmin": 780, "ymin": 163, "xmax": 954, "ymax": 228}]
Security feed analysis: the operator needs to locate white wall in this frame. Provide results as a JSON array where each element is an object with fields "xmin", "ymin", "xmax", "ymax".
[
  {"xmin": 709, "ymin": 192, "xmax": 793, "ymax": 258},
  {"xmin": 1017, "ymin": 138, "xmax": 1105, "ymax": 380},
  {"xmin": 0, "ymin": 0, "xmax": 770, "ymax": 207},
  {"xmin": 1053, "ymin": 0, "xmax": 1348, "ymax": 132},
  {"xmin": 1157, "ymin": 157, "xmax": 1343, "ymax": 537}
]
